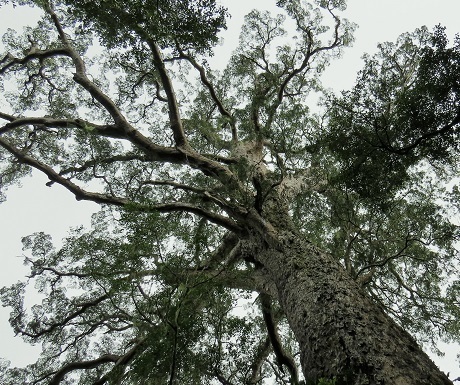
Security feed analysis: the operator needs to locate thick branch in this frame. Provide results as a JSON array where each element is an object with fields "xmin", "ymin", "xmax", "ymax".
[
  {"xmin": 0, "ymin": 115, "xmax": 142, "ymax": 141},
  {"xmin": 186, "ymin": 266, "xmax": 277, "ymax": 297},
  {"xmin": 49, "ymin": 354, "xmax": 119, "ymax": 385},
  {"xmin": 48, "ymin": 8, "xmax": 241, "ymax": 186},
  {"xmin": 276, "ymin": 22, "xmax": 314, "ymax": 104},
  {"xmin": 45, "ymin": 6, "xmax": 126, "ymax": 128},
  {"xmin": 94, "ymin": 339, "xmax": 147, "ymax": 385},
  {"xmin": 49, "ymin": 338, "xmax": 145, "ymax": 385},
  {"xmin": 148, "ymin": 40, "xmax": 188, "ymax": 147},
  {"xmin": 199, "ymin": 232, "xmax": 240, "ymax": 269},
  {"xmin": 140, "ymin": 180, "xmax": 246, "ymax": 227},
  {"xmin": 0, "ymin": 116, "xmax": 87, "ymax": 135},
  {"xmin": 0, "ymin": 48, "xmax": 69, "ymax": 75},
  {"xmin": 43, "ymin": 4, "xmax": 187, "ymax": 161},
  {"xmin": 0, "ymin": 111, "xmax": 15, "ymax": 122}
]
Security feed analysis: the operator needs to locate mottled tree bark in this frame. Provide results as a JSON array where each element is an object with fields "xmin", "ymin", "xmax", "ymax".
[{"xmin": 242, "ymin": 200, "xmax": 452, "ymax": 385}]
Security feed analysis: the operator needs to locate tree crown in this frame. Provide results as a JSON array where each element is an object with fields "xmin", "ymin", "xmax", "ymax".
[{"xmin": 0, "ymin": 0, "xmax": 459, "ymax": 383}]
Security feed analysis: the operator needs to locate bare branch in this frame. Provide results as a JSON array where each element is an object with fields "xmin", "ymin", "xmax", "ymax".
[
  {"xmin": 0, "ymin": 111, "xmax": 15, "ymax": 122},
  {"xmin": 143, "ymin": 181, "xmax": 247, "ymax": 228},
  {"xmin": 277, "ymin": 29, "xmax": 314, "ymax": 103},
  {"xmin": 38, "ymin": 7, "xmax": 242, "ymax": 187},
  {"xmin": 199, "ymin": 232, "xmax": 240, "ymax": 269},
  {"xmin": 91, "ymin": 339, "xmax": 147, "ymax": 385},
  {"xmin": 0, "ymin": 136, "xmax": 244, "ymax": 233},
  {"xmin": 154, "ymin": 79, "xmax": 168, "ymax": 102},
  {"xmin": 44, "ymin": 6, "xmax": 129, "ymax": 129},
  {"xmin": 0, "ymin": 115, "xmax": 192, "ymax": 168},
  {"xmin": 0, "ymin": 136, "xmax": 131, "ymax": 205},
  {"xmin": 43, "ymin": 3, "xmax": 185, "ymax": 165},
  {"xmin": 277, "ymin": 6, "xmax": 343, "ymax": 103}
]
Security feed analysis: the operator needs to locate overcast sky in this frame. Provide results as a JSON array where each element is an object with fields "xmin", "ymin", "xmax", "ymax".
[{"xmin": 1, "ymin": 0, "xmax": 460, "ymax": 378}]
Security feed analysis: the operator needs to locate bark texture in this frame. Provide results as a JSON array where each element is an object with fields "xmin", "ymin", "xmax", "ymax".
[{"xmin": 242, "ymin": 198, "xmax": 452, "ymax": 385}]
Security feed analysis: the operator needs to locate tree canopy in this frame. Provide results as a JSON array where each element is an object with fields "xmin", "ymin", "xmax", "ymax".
[{"xmin": 0, "ymin": 0, "xmax": 459, "ymax": 384}]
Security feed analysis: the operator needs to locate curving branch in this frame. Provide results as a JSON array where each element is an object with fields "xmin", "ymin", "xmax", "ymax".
[
  {"xmin": 249, "ymin": 336, "xmax": 271, "ymax": 384},
  {"xmin": 0, "ymin": 136, "xmax": 129, "ymax": 205},
  {"xmin": 0, "ymin": 111, "xmax": 15, "ymax": 122},
  {"xmin": 373, "ymin": 112, "xmax": 460, "ymax": 155},
  {"xmin": 45, "ymin": 5, "xmax": 130, "ymax": 129},
  {"xmin": 141, "ymin": 179, "xmax": 246, "ymax": 218},
  {"xmin": 178, "ymin": 49, "xmax": 237, "ymax": 141},
  {"xmin": 259, "ymin": 293, "xmax": 299, "ymax": 385},
  {"xmin": 49, "ymin": 338, "xmax": 145, "ymax": 385},
  {"xmin": 2, "ymin": 4, "xmax": 244, "ymax": 192},
  {"xmin": 20, "ymin": 294, "xmax": 109, "ymax": 339},
  {"xmin": 0, "ymin": 47, "xmax": 69, "ymax": 75},
  {"xmin": 48, "ymin": 354, "xmax": 119, "ymax": 385},
  {"xmin": 0, "ymin": 116, "xmax": 82, "ymax": 135},
  {"xmin": 354, "ymin": 232, "xmax": 414, "ymax": 278},
  {"xmin": 41, "ymin": 4, "xmax": 189, "ymax": 163},
  {"xmin": 56, "ymin": 153, "xmax": 152, "ymax": 178}
]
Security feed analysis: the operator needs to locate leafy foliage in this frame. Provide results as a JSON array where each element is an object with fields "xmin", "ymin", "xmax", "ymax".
[
  {"xmin": 60, "ymin": 0, "xmax": 228, "ymax": 53},
  {"xmin": 325, "ymin": 26, "xmax": 460, "ymax": 199},
  {"xmin": 0, "ymin": 0, "xmax": 459, "ymax": 383}
]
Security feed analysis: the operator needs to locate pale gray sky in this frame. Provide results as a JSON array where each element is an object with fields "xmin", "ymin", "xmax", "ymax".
[{"xmin": 1, "ymin": 0, "xmax": 459, "ymax": 378}]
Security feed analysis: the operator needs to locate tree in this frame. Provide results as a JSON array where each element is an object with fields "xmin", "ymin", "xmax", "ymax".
[{"xmin": 0, "ymin": 0, "xmax": 459, "ymax": 384}]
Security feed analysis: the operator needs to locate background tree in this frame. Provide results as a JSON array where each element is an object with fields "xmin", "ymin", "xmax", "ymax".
[{"xmin": 0, "ymin": 0, "xmax": 459, "ymax": 384}]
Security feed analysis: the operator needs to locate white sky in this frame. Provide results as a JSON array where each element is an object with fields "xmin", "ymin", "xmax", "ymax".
[{"xmin": 0, "ymin": 0, "xmax": 459, "ymax": 378}]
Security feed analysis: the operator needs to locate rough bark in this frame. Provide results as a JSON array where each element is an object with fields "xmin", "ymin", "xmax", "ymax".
[{"xmin": 242, "ymin": 199, "xmax": 452, "ymax": 385}]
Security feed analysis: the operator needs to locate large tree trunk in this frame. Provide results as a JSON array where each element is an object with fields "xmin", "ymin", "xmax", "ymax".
[{"xmin": 243, "ymin": 204, "xmax": 452, "ymax": 385}]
